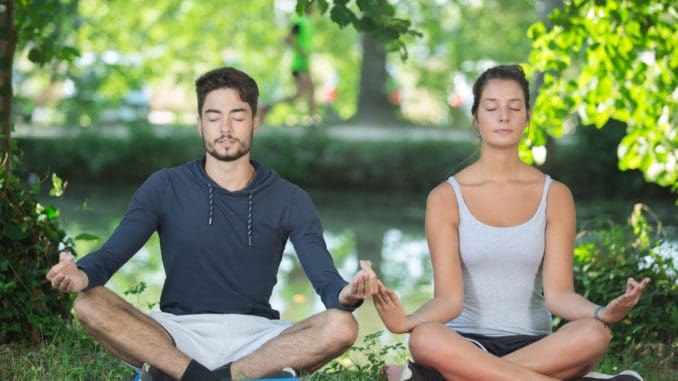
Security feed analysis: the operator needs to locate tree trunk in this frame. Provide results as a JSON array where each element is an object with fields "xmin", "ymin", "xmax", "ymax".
[
  {"xmin": 352, "ymin": 33, "xmax": 398, "ymax": 126},
  {"xmin": 0, "ymin": 0, "xmax": 16, "ymax": 180}
]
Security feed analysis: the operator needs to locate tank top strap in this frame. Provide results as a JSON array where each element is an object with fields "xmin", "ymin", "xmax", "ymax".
[
  {"xmin": 446, "ymin": 176, "xmax": 467, "ymax": 211},
  {"xmin": 538, "ymin": 175, "xmax": 553, "ymax": 213}
]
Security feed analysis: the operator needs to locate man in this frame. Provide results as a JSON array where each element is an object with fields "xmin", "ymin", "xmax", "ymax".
[
  {"xmin": 46, "ymin": 66, "xmax": 378, "ymax": 381},
  {"xmin": 260, "ymin": 6, "xmax": 316, "ymax": 124}
]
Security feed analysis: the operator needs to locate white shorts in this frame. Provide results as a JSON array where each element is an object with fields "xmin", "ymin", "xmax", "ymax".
[{"xmin": 148, "ymin": 311, "xmax": 294, "ymax": 370}]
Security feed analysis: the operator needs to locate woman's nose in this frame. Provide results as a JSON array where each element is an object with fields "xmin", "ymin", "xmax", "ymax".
[{"xmin": 498, "ymin": 108, "xmax": 509, "ymax": 122}]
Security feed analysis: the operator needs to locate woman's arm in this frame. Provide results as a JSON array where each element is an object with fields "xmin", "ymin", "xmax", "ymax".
[
  {"xmin": 373, "ymin": 182, "xmax": 463, "ymax": 333},
  {"xmin": 422, "ymin": 182, "xmax": 465, "ymax": 321},
  {"xmin": 542, "ymin": 181, "xmax": 650, "ymax": 323},
  {"xmin": 542, "ymin": 181, "xmax": 598, "ymax": 320}
]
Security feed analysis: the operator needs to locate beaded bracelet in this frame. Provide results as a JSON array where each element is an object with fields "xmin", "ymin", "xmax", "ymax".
[
  {"xmin": 594, "ymin": 305, "xmax": 610, "ymax": 329},
  {"xmin": 409, "ymin": 313, "xmax": 427, "ymax": 324}
]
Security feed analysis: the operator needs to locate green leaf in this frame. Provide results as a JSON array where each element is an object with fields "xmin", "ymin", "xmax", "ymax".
[
  {"xmin": 56, "ymin": 46, "xmax": 81, "ymax": 62},
  {"xmin": 5, "ymin": 223, "xmax": 30, "ymax": 240},
  {"xmin": 329, "ymin": 4, "xmax": 355, "ymax": 28},
  {"xmin": 74, "ymin": 232, "xmax": 101, "ymax": 242},
  {"xmin": 356, "ymin": 0, "xmax": 380, "ymax": 17},
  {"xmin": 49, "ymin": 173, "xmax": 64, "ymax": 197},
  {"xmin": 27, "ymin": 47, "xmax": 46, "ymax": 65},
  {"xmin": 43, "ymin": 205, "xmax": 60, "ymax": 220},
  {"xmin": 295, "ymin": 0, "xmax": 312, "ymax": 15}
]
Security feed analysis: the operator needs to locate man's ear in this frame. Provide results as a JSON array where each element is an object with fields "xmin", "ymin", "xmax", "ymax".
[
  {"xmin": 196, "ymin": 114, "xmax": 203, "ymax": 136},
  {"xmin": 253, "ymin": 114, "xmax": 261, "ymax": 136}
]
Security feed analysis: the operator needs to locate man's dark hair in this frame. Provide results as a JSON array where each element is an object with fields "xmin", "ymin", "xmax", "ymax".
[
  {"xmin": 195, "ymin": 66, "xmax": 259, "ymax": 116},
  {"xmin": 471, "ymin": 64, "xmax": 530, "ymax": 117}
]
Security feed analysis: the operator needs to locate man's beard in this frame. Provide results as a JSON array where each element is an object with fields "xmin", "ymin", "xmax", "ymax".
[{"xmin": 204, "ymin": 134, "xmax": 251, "ymax": 162}]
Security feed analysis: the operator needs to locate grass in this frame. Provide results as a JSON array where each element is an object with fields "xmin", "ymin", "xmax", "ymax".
[
  {"xmin": 0, "ymin": 326, "xmax": 133, "ymax": 381},
  {"xmin": 0, "ymin": 326, "xmax": 404, "ymax": 381},
  {"xmin": 1, "ymin": 325, "xmax": 675, "ymax": 380},
  {"xmin": 595, "ymin": 341, "xmax": 677, "ymax": 381}
]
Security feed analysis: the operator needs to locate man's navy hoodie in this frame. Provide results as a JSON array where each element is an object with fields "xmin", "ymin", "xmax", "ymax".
[{"xmin": 76, "ymin": 158, "xmax": 352, "ymax": 319}]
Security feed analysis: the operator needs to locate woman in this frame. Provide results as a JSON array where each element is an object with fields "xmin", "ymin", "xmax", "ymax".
[{"xmin": 373, "ymin": 65, "xmax": 650, "ymax": 381}]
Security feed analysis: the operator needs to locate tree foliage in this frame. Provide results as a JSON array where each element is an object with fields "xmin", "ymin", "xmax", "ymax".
[
  {"xmin": 14, "ymin": 0, "xmax": 79, "ymax": 66},
  {"xmin": 301, "ymin": 0, "xmax": 421, "ymax": 60},
  {"xmin": 13, "ymin": 1, "xmax": 366, "ymax": 124},
  {"xmin": 1, "ymin": 0, "xmax": 82, "ymax": 344},
  {"xmin": 12, "ymin": 0, "xmax": 544, "ymax": 127},
  {"xmin": 528, "ymin": 0, "xmax": 678, "ymax": 191},
  {"xmin": 10, "ymin": 0, "xmax": 678, "ymax": 186}
]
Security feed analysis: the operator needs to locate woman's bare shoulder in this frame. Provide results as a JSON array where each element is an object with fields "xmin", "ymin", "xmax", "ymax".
[
  {"xmin": 426, "ymin": 178, "xmax": 461, "ymax": 213},
  {"xmin": 428, "ymin": 179, "xmax": 456, "ymax": 202},
  {"xmin": 546, "ymin": 179, "xmax": 575, "ymax": 217},
  {"xmin": 547, "ymin": 179, "xmax": 574, "ymax": 201},
  {"xmin": 426, "ymin": 179, "xmax": 459, "ymax": 226}
]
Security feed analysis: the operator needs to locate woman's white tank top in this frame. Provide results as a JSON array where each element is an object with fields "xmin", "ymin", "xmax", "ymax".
[{"xmin": 445, "ymin": 175, "xmax": 553, "ymax": 336}]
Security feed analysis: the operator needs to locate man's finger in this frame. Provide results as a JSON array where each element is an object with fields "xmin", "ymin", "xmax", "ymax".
[
  {"xmin": 354, "ymin": 278, "xmax": 365, "ymax": 295},
  {"xmin": 47, "ymin": 251, "xmax": 74, "ymax": 280},
  {"xmin": 50, "ymin": 273, "xmax": 64, "ymax": 289},
  {"xmin": 46, "ymin": 262, "xmax": 68, "ymax": 281},
  {"xmin": 60, "ymin": 278, "xmax": 71, "ymax": 291},
  {"xmin": 360, "ymin": 260, "xmax": 372, "ymax": 271},
  {"xmin": 59, "ymin": 251, "xmax": 74, "ymax": 262}
]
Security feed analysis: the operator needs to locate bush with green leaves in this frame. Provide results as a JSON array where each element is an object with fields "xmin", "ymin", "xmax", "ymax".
[
  {"xmin": 317, "ymin": 330, "xmax": 406, "ymax": 380},
  {"xmin": 15, "ymin": 126, "xmax": 477, "ymax": 192},
  {"xmin": 16, "ymin": 126, "xmax": 672, "ymax": 199},
  {"xmin": 563, "ymin": 204, "xmax": 677, "ymax": 352},
  {"xmin": 0, "ymin": 165, "xmax": 74, "ymax": 344}
]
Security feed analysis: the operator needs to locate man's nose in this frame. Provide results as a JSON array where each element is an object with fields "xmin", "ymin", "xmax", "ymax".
[{"xmin": 220, "ymin": 119, "xmax": 233, "ymax": 134}]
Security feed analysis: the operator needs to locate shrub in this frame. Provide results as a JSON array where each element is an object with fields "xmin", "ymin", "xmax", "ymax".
[
  {"xmin": 0, "ymin": 164, "xmax": 75, "ymax": 344},
  {"xmin": 15, "ymin": 126, "xmax": 478, "ymax": 192},
  {"xmin": 563, "ymin": 204, "xmax": 678, "ymax": 352},
  {"xmin": 316, "ymin": 330, "xmax": 406, "ymax": 380},
  {"xmin": 15, "ymin": 125, "xmax": 672, "ymax": 199}
]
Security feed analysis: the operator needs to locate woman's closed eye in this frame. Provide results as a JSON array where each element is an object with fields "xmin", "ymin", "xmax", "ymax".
[{"xmin": 484, "ymin": 107, "xmax": 522, "ymax": 112}]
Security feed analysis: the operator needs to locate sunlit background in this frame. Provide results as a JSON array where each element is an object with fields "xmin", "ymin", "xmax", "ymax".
[{"xmin": 14, "ymin": 0, "xmax": 542, "ymax": 131}]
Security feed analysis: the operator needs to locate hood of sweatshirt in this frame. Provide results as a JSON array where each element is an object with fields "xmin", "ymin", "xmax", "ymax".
[{"xmin": 187, "ymin": 157, "xmax": 278, "ymax": 247}]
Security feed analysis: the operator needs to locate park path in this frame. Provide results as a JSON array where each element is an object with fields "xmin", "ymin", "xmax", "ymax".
[{"xmin": 13, "ymin": 122, "xmax": 475, "ymax": 142}]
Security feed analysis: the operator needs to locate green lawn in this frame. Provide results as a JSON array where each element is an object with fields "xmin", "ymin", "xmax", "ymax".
[{"xmin": 1, "ymin": 326, "xmax": 674, "ymax": 380}]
